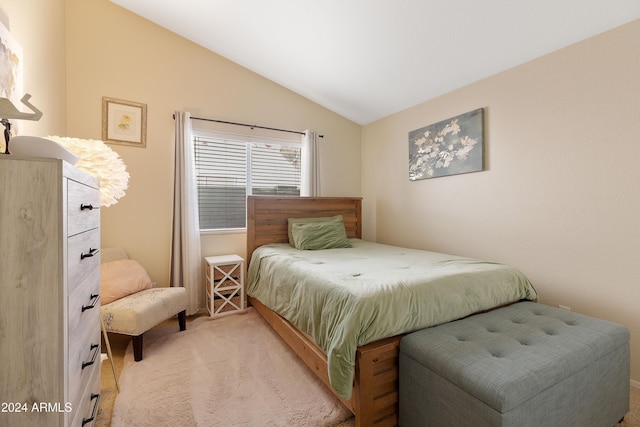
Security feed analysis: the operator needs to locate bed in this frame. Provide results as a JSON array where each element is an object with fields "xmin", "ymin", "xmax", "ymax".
[{"xmin": 246, "ymin": 196, "xmax": 537, "ymax": 427}]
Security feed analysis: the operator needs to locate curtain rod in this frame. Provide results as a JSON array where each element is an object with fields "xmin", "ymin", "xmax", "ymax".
[{"xmin": 173, "ymin": 114, "xmax": 319, "ymax": 137}]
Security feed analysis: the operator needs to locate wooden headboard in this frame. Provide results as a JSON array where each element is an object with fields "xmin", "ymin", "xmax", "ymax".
[{"xmin": 246, "ymin": 196, "xmax": 362, "ymax": 263}]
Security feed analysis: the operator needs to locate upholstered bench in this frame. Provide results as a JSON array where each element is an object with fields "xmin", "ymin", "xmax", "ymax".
[
  {"xmin": 399, "ymin": 302, "xmax": 630, "ymax": 427},
  {"xmin": 100, "ymin": 247, "xmax": 187, "ymax": 361},
  {"xmin": 101, "ymin": 287, "xmax": 187, "ymax": 361}
]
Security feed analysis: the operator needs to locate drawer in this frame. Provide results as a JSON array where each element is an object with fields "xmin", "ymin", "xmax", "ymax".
[
  {"xmin": 69, "ymin": 272, "xmax": 100, "ymax": 336},
  {"xmin": 70, "ymin": 359, "xmax": 101, "ymax": 427},
  {"xmin": 68, "ymin": 308, "xmax": 100, "ymax": 415},
  {"xmin": 68, "ymin": 179, "xmax": 100, "ymax": 237},
  {"xmin": 68, "ymin": 228, "xmax": 100, "ymax": 295}
]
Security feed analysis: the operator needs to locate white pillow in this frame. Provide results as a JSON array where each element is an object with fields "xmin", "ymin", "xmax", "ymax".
[{"xmin": 100, "ymin": 259, "xmax": 152, "ymax": 305}]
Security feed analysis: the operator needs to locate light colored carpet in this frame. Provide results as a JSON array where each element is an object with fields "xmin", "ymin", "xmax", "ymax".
[
  {"xmin": 102, "ymin": 310, "xmax": 640, "ymax": 427},
  {"xmin": 624, "ymin": 385, "xmax": 640, "ymax": 427},
  {"xmin": 110, "ymin": 309, "xmax": 354, "ymax": 427}
]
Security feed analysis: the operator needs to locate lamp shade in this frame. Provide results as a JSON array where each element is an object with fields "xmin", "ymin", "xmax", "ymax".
[{"xmin": 46, "ymin": 136, "xmax": 130, "ymax": 207}]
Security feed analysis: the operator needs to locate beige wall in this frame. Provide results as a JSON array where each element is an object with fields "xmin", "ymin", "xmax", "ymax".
[
  {"xmin": 362, "ymin": 20, "xmax": 640, "ymax": 385},
  {"xmin": 64, "ymin": 0, "xmax": 361, "ymax": 286}
]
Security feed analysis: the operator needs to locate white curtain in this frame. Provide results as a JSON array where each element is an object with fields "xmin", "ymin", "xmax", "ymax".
[
  {"xmin": 171, "ymin": 111, "xmax": 203, "ymax": 315},
  {"xmin": 301, "ymin": 130, "xmax": 321, "ymax": 196}
]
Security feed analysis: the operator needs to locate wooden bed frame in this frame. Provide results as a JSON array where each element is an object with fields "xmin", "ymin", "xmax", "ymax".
[{"xmin": 247, "ymin": 195, "xmax": 400, "ymax": 427}]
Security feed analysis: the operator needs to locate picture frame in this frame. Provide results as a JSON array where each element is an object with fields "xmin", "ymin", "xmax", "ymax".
[
  {"xmin": 0, "ymin": 20, "xmax": 24, "ymax": 151},
  {"xmin": 102, "ymin": 97, "xmax": 147, "ymax": 147},
  {"xmin": 408, "ymin": 108, "xmax": 484, "ymax": 180}
]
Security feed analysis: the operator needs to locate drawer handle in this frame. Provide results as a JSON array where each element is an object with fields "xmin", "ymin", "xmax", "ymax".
[
  {"xmin": 82, "ymin": 393, "xmax": 100, "ymax": 426},
  {"xmin": 80, "ymin": 203, "xmax": 97, "ymax": 211},
  {"xmin": 82, "ymin": 343, "xmax": 100, "ymax": 369},
  {"xmin": 81, "ymin": 248, "xmax": 99, "ymax": 259},
  {"xmin": 81, "ymin": 294, "xmax": 100, "ymax": 312}
]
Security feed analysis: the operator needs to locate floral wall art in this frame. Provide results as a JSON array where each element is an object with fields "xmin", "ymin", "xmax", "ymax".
[
  {"xmin": 409, "ymin": 108, "xmax": 484, "ymax": 180},
  {"xmin": 0, "ymin": 21, "xmax": 23, "ymax": 150},
  {"xmin": 102, "ymin": 97, "xmax": 147, "ymax": 147},
  {"xmin": 0, "ymin": 22, "xmax": 23, "ymax": 104}
]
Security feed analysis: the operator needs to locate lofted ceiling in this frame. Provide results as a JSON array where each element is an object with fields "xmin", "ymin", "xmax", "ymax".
[{"xmin": 110, "ymin": 0, "xmax": 640, "ymax": 125}]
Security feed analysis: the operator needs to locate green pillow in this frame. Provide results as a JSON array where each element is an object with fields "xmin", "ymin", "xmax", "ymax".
[
  {"xmin": 290, "ymin": 217, "xmax": 352, "ymax": 250},
  {"xmin": 287, "ymin": 215, "xmax": 344, "ymax": 247}
]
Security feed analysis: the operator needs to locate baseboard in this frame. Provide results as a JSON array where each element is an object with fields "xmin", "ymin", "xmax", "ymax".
[{"xmin": 631, "ymin": 379, "xmax": 640, "ymax": 389}]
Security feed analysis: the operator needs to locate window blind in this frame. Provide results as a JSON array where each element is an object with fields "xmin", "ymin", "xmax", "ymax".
[{"xmin": 194, "ymin": 133, "xmax": 301, "ymax": 230}]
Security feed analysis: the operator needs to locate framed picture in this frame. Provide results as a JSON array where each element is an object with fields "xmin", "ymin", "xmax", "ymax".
[
  {"xmin": 0, "ymin": 20, "xmax": 23, "ymax": 151},
  {"xmin": 102, "ymin": 97, "xmax": 147, "ymax": 147},
  {"xmin": 409, "ymin": 108, "xmax": 484, "ymax": 180}
]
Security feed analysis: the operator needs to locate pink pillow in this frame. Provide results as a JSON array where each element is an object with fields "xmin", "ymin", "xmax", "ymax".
[{"xmin": 100, "ymin": 259, "xmax": 152, "ymax": 305}]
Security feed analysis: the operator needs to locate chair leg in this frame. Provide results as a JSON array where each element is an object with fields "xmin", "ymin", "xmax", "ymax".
[
  {"xmin": 178, "ymin": 310, "xmax": 186, "ymax": 331},
  {"xmin": 132, "ymin": 334, "xmax": 143, "ymax": 361}
]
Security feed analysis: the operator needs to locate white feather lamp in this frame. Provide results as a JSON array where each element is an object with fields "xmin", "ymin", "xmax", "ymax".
[{"xmin": 47, "ymin": 136, "xmax": 130, "ymax": 207}]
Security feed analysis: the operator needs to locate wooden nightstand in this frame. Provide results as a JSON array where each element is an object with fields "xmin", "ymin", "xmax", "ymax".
[{"xmin": 204, "ymin": 254, "xmax": 245, "ymax": 317}]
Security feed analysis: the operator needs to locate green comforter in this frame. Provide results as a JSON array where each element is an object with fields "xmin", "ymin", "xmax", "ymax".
[{"xmin": 247, "ymin": 239, "xmax": 537, "ymax": 399}]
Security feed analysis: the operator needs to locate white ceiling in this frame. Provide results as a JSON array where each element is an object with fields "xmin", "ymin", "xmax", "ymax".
[{"xmin": 110, "ymin": 0, "xmax": 640, "ymax": 125}]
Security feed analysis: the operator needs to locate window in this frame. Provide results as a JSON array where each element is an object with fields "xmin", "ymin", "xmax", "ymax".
[{"xmin": 193, "ymin": 130, "xmax": 301, "ymax": 230}]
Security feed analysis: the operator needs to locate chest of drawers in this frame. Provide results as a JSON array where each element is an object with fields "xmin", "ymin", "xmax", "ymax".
[{"xmin": 0, "ymin": 157, "xmax": 101, "ymax": 427}]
